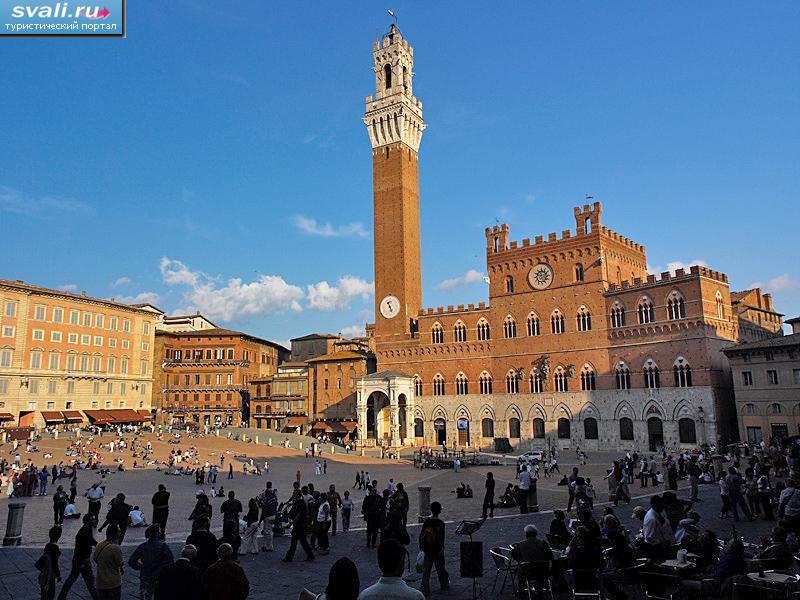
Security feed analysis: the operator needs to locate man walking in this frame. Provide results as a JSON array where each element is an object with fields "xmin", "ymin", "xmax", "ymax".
[
  {"xmin": 688, "ymin": 458, "xmax": 701, "ymax": 502},
  {"xmin": 57, "ymin": 514, "xmax": 99, "ymax": 600},
  {"xmin": 481, "ymin": 472, "xmax": 495, "ymax": 519},
  {"xmin": 327, "ymin": 484, "xmax": 341, "ymax": 536},
  {"xmin": 362, "ymin": 486, "xmax": 382, "ymax": 548},
  {"xmin": 151, "ymin": 484, "xmax": 170, "ymax": 539},
  {"xmin": 128, "ymin": 524, "xmax": 174, "ymax": 600},
  {"xmin": 282, "ymin": 490, "xmax": 315, "ymax": 562},
  {"xmin": 53, "ymin": 485, "xmax": 69, "ymax": 525}
]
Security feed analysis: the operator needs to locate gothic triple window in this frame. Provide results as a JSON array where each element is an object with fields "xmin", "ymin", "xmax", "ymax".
[
  {"xmin": 715, "ymin": 291, "xmax": 726, "ymax": 320},
  {"xmin": 575, "ymin": 263, "xmax": 585, "ymax": 282},
  {"xmin": 551, "ymin": 310, "xmax": 565, "ymax": 334},
  {"xmin": 453, "ymin": 321, "xmax": 467, "ymax": 343},
  {"xmin": 414, "ymin": 375, "xmax": 423, "ymax": 396},
  {"xmin": 530, "ymin": 370, "xmax": 543, "ymax": 394},
  {"xmin": 673, "ymin": 358, "xmax": 693, "ymax": 387},
  {"xmin": 610, "ymin": 303, "xmax": 626, "ymax": 328},
  {"xmin": 431, "ymin": 323, "xmax": 444, "ymax": 344},
  {"xmin": 503, "ymin": 316, "xmax": 517, "ymax": 339},
  {"xmin": 526, "ymin": 313, "xmax": 541, "ymax": 336},
  {"xmin": 580, "ymin": 365, "xmax": 596, "ymax": 391},
  {"xmin": 643, "ymin": 361, "xmax": 660, "ymax": 389},
  {"xmin": 638, "ymin": 298, "xmax": 655, "ymax": 324},
  {"xmin": 554, "ymin": 367, "xmax": 568, "ymax": 392},
  {"xmin": 576, "ymin": 306, "xmax": 592, "ymax": 332},
  {"xmin": 667, "ymin": 292, "xmax": 686, "ymax": 320},
  {"xmin": 479, "ymin": 372, "xmax": 493, "ymax": 395},
  {"xmin": 455, "ymin": 372, "xmax": 468, "ymax": 395},
  {"xmin": 506, "ymin": 370, "xmax": 519, "ymax": 394},
  {"xmin": 615, "ymin": 363, "xmax": 631, "ymax": 390},
  {"xmin": 432, "ymin": 374, "xmax": 445, "ymax": 396},
  {"xmin": 477, "ymin": 318, "xmax": 491, "ymax": 341}
]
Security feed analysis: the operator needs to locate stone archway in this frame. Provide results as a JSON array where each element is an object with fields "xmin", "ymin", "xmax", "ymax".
[
  {"xmin": 356, "ymin": 371, "xmax": 416, "ymax": 447},
  {"xmin": 366, "ymin": 391, "xmax": 390, "ymax": 440}
]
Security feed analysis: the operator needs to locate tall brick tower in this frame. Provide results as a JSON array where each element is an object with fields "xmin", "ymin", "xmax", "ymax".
[{"xmin": 364, "ymin": 24, "xmax": 426, "ymax": 342}]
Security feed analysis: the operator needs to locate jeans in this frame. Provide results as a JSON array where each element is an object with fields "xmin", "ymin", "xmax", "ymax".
[
  {"xmin": 53, "ymin": 505, "xmax": 65, "ymax": 525},
  {"xmin": 57, "ymin": 558, "xmax": 98, "ymax": 600},
  {"xmin": 689, "ymin": 476, "xmax": 699, "ymax": 500},
  {"xmin": 341, "ymin": 509, "xmax": 351, "ymax": 532},
  {"xmin": 421, "ymin": 550, "xmax": 449, "ymax": 597},
  {"xmin": 729, "ymin": 493, "xmax": 752, "ymax": 521},
  {"xmin": 260, "ymin": 518, "xmax": 274, "ymax": 551},
  {"xmin": 330, "ymin": 511, "xmax": 337, "ymax": 535},
  {"xmin": 366, "ymin": 518, "xmax": 379, "ymax": 547},
  {"xmin": 317, "ymin": 520, "xmax": 330, "ymax": 551},
  {"xmin": 139, "ymin": 581, "xmax": 155, "ymax": 600},
  {"xmin": 482, "ymin": 493, "xmax": 494, "ymax": 518},
  {"xmin": 152, "ymin": 509, "xmax": 168, "ymax": 538}
]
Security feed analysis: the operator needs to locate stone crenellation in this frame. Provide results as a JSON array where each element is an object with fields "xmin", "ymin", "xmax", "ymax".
[{"xmin": 608, "ymin": 265, "xmax": 729, "ymax": 293}]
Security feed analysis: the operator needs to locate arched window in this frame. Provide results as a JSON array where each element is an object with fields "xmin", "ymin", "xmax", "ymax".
[
  {"xmin": 638, "ymin": 298, "xmax": 655, "ymax": 324},
  {"xmin": 716, "ymin": 291, "xmax": 725, "ymax": 320},
  {"xmin": 619, "ymin": 417, "xmax": 634, "ymax": 440},
  {"xmin": 551, "ymin": 309, "xmax": 565, "ymax": 334},
  {"xmin": 477, "ymin": 318, "xmax": 491, "ymax": 341},
  {"xmin": 481, "ymin": 418, "xmax": 495, "ymax": 438},
  {"xmin": 432, "ymin": 374, "xmax": 445, "ymax": 396},
  {"xmin": 673, "ymin": 358, "xmax": 692, "ymax": 387},
  {"xmin": 414, "ymin": 418, "xmax": 424, "ymax": 437},
  {"xmin": 554, "ymin": 367, "xmax": 568, "ymax": 392},
  {"xmin": 743, "ymin": 403, "xmax": 756, "ymax": 415},
  {"xmin": 580, "ymin": 365, "xmax": 596, "ymax": 391},
  {"xmin": 455, "ymin": 372, "xmax": 469, "ymax": 395},
  {"xmin": 431, "ymin": 323, "xmax": 444, "ymax": 344},
  {"xmin": 384, "ymin": 63, "xmax": 392, "ymax": 89},
  {"xmin": 610, "ymin": 302, "xmax": 626, "ymax": 328},
  {"xmin": 667, "ymin": 292, "xmax": 686, "ymax": 320},
  {"xmin": 643, "ymin": 360, "xmax": 660, "ymax": 389},
  {"xmin": 530, "ymin": 370, "xmax": 543, "ymax": 394},
  {"xmin": 526, "ymin": 313, "xmax": 541, "ymax": 337},
  {"xmin": 584, "ymin": 417, "xmax": 598, "ymax": 440},
  {"xmin": 479, "ymin": 371, "xmax": 493, "ymax": 395},
  {"xmin": 769, "ymin": 403, "xmax": 783, "ymax": 415},
  {"xmin": 679, "ymin": 418, "xmax": 697, "ymax": 444},
  {"xmin": 557, "ymin": 417, "xmax": 571, "ymax": 439},
  {"xmin": 509, "ymin": 418, "xmax": 521, "ymax": 439},
  {"xmin": 576, "ymin": 306, "xmax": 592, "ymax": 332},
  {"xmin": 402, "ymin": 66, "xmax": 409, "ymax": 92},
  {"xmin": 453, "ymin": 321, "xmax": 467, "ymax": 342},
  {"xmin": 615, "ymin": 363, "xmax": 631, "ymax": 390},
  {"xmin": 503, "ymin": 315, "xmax": 517, "ymax": 339},
  {"xmin": 414, "ymin": 375, "xmax": 423, "ymax": 396},
  {"xmin": 505, "ymin": 276, "xmax": 514, "ymax": 293},
  {"xmin": 575, "ymin": 263, "xmax": 585, "ymax": 282},
  {"xmin": 506, "ymin": 370, "xmax": 519, "ymax": 394},
  {"xmin": 533, "ymin": 418, "xmax": 545, "ymax": 438}
]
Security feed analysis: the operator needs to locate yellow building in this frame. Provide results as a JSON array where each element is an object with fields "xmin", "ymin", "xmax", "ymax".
[{"xmin": 0, "ymin": 279, "xmax": 156, "ymax": 429}]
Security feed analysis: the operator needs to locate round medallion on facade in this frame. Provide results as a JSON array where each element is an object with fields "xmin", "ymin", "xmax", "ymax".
[
  {"xmin": 528, "ymin": 263, "xmax": 554, "ymax": 290},
  {"xmin": 380, "ymin": 295, "xmax": 401, "ymax": 319}
]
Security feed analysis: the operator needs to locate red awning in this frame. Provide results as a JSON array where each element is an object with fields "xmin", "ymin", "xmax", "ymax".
[
  {"xmin": 107, "ymin": 409, "xmax": 145, "ymax": 423},
  {"xmin": 286, "ymin": 417, "xmax": 306, "ymax": 428},
  {"xmin": 311, "ymin": 422, "xmax": 332, "ymax": 433},
  {"xmin": 340, "ymin": 421, "xmax": 358, "ymax": 432},
  {"xmin": 41, "ymin": 411, "xmax": 65, "ymax": 423},
  {"xmin": 62, "ymin": 411, "xmax": 83, "ymax": 422},
  {"xmin": 137, "ymin": 409, "xmax": 152, "ymax": 419},
  {"xmin": 0, "ymin": 413, "xmax": 15, "ymax": 422},
  {"xmin": 84, "ymin": 410, "xmax": 115, "ymax": 425}
]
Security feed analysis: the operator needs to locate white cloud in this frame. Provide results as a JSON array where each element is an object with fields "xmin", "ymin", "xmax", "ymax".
[
  {"xmin": 437, "ymin": 269, "xmax": 485, "ymax": 290},
  {"xmin": 648, "ymin": 259, "xmax": 708, "ymax": 275},
  {"xmin": 115, "ymin": 292, "xmax": 161, "ymax": 306},
  {"xmin": 750, "ymin": 273, "xmax": 800, "ymax": 294},
  {"xmin": 110, "ymin": 277, "xmax": 131, "ymax": 289},
  {"xmin": 306, "ymin": 276, "xmax": 374, "ymax": 311},
  {"xmin": 340, "ymin": 324, "xmax": 366, "ymax": 338},
  {"xmin": 160, "ymin": 256, "xmax": 303, "ymax": 322},
  {"xmin": 0, "ymin": 185, "xmax": 94, "ymax": 219},
  {"xmin": 58, "ymin": 283, "xmax": 78, "ymax": 292},
  {"xmin": 292, "ymin": 215, "xmax": 369, "ymax": 238}
]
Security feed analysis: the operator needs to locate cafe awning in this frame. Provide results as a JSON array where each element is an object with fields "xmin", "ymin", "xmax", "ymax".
[
  {"xmin": 340, "ymin": 421, "xmax": 358, "ymax": 432},
  {"xmin": 310, "ymin": 422, "xmax": 332, "ymax": 432},
  {"xmin": 62, "ymin": 411, "xmax": 84, "ymax": 422},
  {"xmin": 286, "ymin": 417, "xmax": 306, "ymax": 428},
  {"xmin": 84, "ymin": 410, "xmax": 115, "ymax": 425},
  {"xmin": 137, "ymin": 409, "xmax": 152, "ymax": 419},
  {"xmin": 41, "ymin": 411, "xmax": 65, "ymax": 424},
  {"xmin": 0, "ymin": 413, "xmax": 15, "ymax": 422},
  {"xmin": 108, "ymin": 409, "xmax": 145, "ymax": 423}
]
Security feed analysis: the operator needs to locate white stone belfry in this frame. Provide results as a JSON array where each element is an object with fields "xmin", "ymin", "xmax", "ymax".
[
  {"xmin": 357, "ymin": 370, "xmax": 416, "ymax": 448},
  {"xmin": 363, "ymin": 24, "xmax": 426, "ymax": 152}
]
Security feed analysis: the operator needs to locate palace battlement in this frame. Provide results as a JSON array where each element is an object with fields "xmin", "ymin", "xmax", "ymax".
[
  {"xmin": 485, "ymin": 202, "xmax": 645, "ymax": 256},
  {"xmin": 607, "ymin": 265, "xmax": 729, "ymax": 292},
  {"xmin": 418, "ymin": 302, "xmax": 489, "ymax": 317}
]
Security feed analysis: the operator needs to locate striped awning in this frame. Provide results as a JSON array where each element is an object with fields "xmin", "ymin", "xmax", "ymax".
[
  {"xmin": 62, "ymin": 411, "xmax": 84, "ymax": 422},
  {"xmin": 0, "ymin": 413, "xmax": 15, "ymax": 422}
]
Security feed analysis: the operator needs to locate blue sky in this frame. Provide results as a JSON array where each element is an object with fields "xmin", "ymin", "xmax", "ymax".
[{"xmin": 1, "ymin": 1, "xmax": 798, "ymax": 344}]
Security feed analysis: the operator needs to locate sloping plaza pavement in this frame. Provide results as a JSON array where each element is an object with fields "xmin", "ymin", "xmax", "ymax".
[{"xmin": 0, "ymin": 445, "xmax": 778, "ymax": 600}]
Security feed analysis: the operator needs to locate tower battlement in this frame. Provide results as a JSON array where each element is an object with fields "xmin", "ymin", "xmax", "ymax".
[{"xmin": 607, "ymin": 265, "xmax": 729, "ymax": 292}]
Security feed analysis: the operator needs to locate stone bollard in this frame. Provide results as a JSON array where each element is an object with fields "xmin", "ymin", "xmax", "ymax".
[
  {"xmin": 3, "ymin": 503, "xmax": 25, "ymax": 546},
  {"xmin": 268, "ymin": 438, "xmax": 272, "ymax": 447},
  {"xmin": 299, "ymin": 442, "xmax": 303, "ymax": 450},
  {"xmin": 711, "ymin": 454, "xmax": 724, "ymax": 478},
  {"xmin": 528, "ymin": 479, "xmax": 540, "ymax": 512},
  {"xmin": 331, "ymin": 446, "xmax": 335, "ymax": 454},
  {"xmin": 418, "ymin": 485, "xmax": 432, "ymax": 523},
  {"xmin": 255, "ymin": 436, "xmax": 259, "ymax": 445}
]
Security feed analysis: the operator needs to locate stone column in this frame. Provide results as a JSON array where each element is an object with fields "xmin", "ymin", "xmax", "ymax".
[
  {"xmin": 389, "ymin": 389, "xmax": 400, "ymax": 446},
  {"xmin": 418, "ymin": 485, "xmax": 432, "ymax": 523},
  {"xmin": 528, "ymin": 479, "xmax": 539, "ymax": 512},
  {"xmin": 3, "ymin": 503, "xmax": 24, "ymax": 546}
]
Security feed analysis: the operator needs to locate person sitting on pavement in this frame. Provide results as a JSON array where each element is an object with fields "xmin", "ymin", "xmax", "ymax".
[
  {"xmin": 357, "ymin": 539, "xmax": 424, "ymax": 599},
  {"xmin": 129, "ymin": 505, "xmax": 147, "ymax": 527}
]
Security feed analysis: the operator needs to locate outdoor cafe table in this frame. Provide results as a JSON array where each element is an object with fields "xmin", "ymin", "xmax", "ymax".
[{"xmin": 746, "ymin": 572, "xmax": 800, "ymax": 598}]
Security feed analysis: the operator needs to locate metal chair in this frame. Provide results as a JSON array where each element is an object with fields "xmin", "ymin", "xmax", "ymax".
[
  {"xmin": 565, "ymin": 569, "xmax": 602, "ymax": 600},
  {"xmin": 518, "ymin": 560, "xmax": 555, "ymax": 600},
  {"xmin": 733, "ymin": 582, "xmax": 787, "ymax": 600},
  {"xmin": 490, "ymin": 546, "xmax": 516, "ymax": 596},
  {"xmin": 641, "ymin": 572, "xmax": 683, "ymax": 600}
]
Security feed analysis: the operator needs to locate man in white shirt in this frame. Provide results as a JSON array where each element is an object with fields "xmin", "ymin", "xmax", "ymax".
[
  {"xmin": 128, "ymin": 505, "xmax": 147, "ymax": 527},
  {"xmin": 779, "ymin": 479, "xmax": 800, "ymax": 527},
  {"xmin": 358, "ymin": 539, "xmax": 424, "ymax": 600},
  {"xmin": 641, "ymin": 495, "xmax": 674, "ymax": 558},
  {"xmin": 518, "ymin": 468, "xmax": 531, "ymax": 513}
]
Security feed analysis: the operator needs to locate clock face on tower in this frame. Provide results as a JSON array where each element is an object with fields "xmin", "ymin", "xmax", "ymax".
[
  {"xmin": 380, "ymin": 295, "xmax": 401, "ymax": 319},
  {"xmin": 528, "ymin": 263, "xmax": 554, "ymax": 290}
]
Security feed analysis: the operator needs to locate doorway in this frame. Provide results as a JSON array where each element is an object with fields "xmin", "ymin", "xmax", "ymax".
[
  {"xmin": 434, "ymin": 418, "xmax": 446, "ymax": 445},
  {"xmin": 647, "ymin": 417, "xmax": 664, "ymax": 452},
  {"xmin": 457, "ymin": 418, "xmax": 470, "ymax": 446}
]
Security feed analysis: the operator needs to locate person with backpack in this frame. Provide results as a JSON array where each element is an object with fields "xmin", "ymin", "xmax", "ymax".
[
  {"xmin": 257, "ymin": 482, "xmax": 278, "ymax": 552},
  {"xmin": 419, "ymin": 501, "xmax": 449, "ymax": 597},
  {"xmin": 36, "ymin": 526, "xmax": 62, "ymax": 600}
]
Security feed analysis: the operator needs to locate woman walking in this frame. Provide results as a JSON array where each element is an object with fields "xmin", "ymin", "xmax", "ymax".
[{"xmin": 241, "ymin": 498, "xmax": 260, "ymax": 555}]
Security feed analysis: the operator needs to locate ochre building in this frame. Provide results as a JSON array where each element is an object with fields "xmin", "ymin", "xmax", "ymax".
[
  {"xmin": 355, "ymin": 25, "xmax": 782, "ymax": 452},
  {"xmin": 154, "ymin": 328, "xmax": 289, "ymax": 427},
  {"xmin": 0, "ymin": 279, "xmax": 156, "ymax": 429}
]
